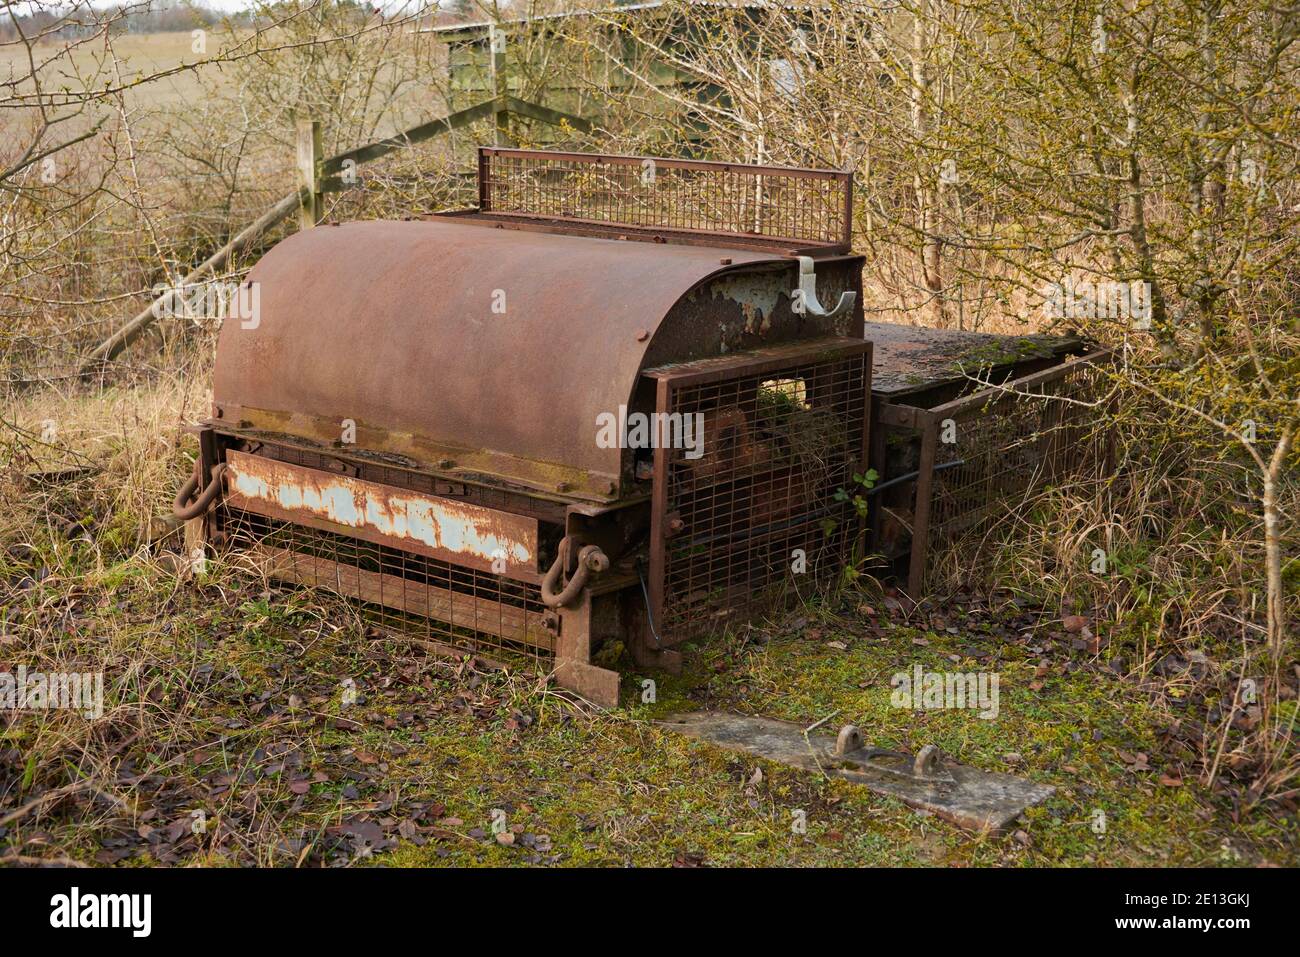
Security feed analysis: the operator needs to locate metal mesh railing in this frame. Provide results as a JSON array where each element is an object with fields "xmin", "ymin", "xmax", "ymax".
[
  {"xmin": 478, "ymin": 148, "xmax": 853, "ymax": 248},
  {"xmin": 659, "ymin": 350, "xmax": 869, "ymax": 638},
  {"xmin": 221, "ymin": 508, "xmax": 554, "ymax": 660},
  {"xmin": 927, "ymin": 356, "xmax": 1113, "ymax": 550}
]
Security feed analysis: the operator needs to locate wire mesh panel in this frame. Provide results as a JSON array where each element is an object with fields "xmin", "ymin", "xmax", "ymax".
[
  {"xmin": 925, "ymin": 353, "xmax": 1114, "ymax": 557},
  {"xmin": 650, "ymin": 342, "xmax": 870, "ymax": 640},
  {"xmin": 478, "ymin": 148, "xmax": 853, "ymax": 248},
  {"xmin": 221, "ymin": 507, "xmax": 554, "ymax": 661}
]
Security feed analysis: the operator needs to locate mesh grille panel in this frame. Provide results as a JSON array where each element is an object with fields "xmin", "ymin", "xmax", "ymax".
[
  {"xmin": 480, "ymin": 148, "xmax": 852, "ymax": 247},
  {"xmin": 929, "ymin": 358, "xmax": 1112, "ymax": 548},
  {"xmin": 659, "ymin": 352, "xmax": 868, "ymax": 637},
  {"xmin": 222, "ymin": 508, "xmax": 553, "ymax": 660}
]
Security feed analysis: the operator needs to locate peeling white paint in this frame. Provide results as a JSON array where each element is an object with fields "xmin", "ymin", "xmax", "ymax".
[{"xmin": 227, "ymin": 453, "xmax": 534, "ymax": 567}]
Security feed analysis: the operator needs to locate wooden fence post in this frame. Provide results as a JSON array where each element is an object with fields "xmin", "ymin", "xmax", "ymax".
[
  {"xmin": 84, "ymin": 96, "xmax": 588, "ymax": 369},
  {"xmin": 488, "ymin": 24, "xmax": 509, "ymax": 146},
  {"xmin": 297, "ymin": 118, "xmax": 323, "ymax": 229}
]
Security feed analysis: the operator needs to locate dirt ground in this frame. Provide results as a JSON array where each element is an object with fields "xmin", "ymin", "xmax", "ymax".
[
  {"xmin": 1, "ymin": 370, "xmax": 1295, "ymax": 867},
  {"xmin": 2, "ymin": 547, "xmax": 1294, "ymax": 866}
]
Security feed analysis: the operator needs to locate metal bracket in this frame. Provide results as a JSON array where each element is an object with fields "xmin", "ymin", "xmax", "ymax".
[
  {"xmin": 790, "ymin": 256, "xmax": 856, "ymax": 319},
  {"xmin": 828, "ymin": 724, "xmax": 954, "ymax": 784}
]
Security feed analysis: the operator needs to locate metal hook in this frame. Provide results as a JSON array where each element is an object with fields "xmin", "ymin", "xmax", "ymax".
[{"xmin": 790, "ymin": 255, "xmax": 856, "ymax": 319}]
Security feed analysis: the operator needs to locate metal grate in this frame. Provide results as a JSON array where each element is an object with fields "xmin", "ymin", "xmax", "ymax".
[
  {"xmin": 874, "ymin": 351, "xmax": 1119, "ymax": 596},
  {"xmin": 477, "ymin": 148, "xmax": 853, "ymax": 249},
  {"xmin": 927, "ymin": 356, "xmax": 1112, "ymax": 548},
  {"xmin": 221, "ymin": 508, "xmax": 554, "ymax": 660},
  {"xmin": 651, "ymin": 344, "xmax": 870, "ymax": 639}
]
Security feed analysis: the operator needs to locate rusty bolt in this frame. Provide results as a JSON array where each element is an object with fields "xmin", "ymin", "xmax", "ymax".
[
  {"xmin": 437, "ymin": 458, "xmax": 454, "ymax": 469},
  {"xmin": 555, "ymin": 481, "xmax": 571, "ymax": 493},
  {"xmin": 635, "ymin": 329, "xmax": 649, "ymax": 342}
]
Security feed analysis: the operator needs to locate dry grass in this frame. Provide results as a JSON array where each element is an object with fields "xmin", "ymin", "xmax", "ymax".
[
  {"xmin": 1, "ymin": 367, "xmax": 1295, "ymax": 866},
  {"xmin": 924, "ymin": 416, "xmax": 1299, "ymax": 811}
]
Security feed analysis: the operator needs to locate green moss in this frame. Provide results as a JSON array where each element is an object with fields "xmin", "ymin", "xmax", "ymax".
[{"xmin": 5, "ymin": 540, "xmax": 1293, "ymax": 867}]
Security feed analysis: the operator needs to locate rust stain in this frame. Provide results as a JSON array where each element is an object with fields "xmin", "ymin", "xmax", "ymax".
[
  {"xmin": 225, "ymin": 451, "xmax": 536, "ymax": 571},
  {"xmin": 211, "ymin": 219, "xmax": 787, "ymax": 500}
]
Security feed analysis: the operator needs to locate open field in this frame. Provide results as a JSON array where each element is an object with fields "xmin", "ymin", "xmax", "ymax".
[{"xmin": 0, "ymin": 30, "xmax": 222, "ymax": 114}]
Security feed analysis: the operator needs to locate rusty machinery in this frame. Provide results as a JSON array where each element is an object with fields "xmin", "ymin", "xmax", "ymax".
[{"xmin": 174, "ymin": 147, "xmax": 1109, "ymax": 708}]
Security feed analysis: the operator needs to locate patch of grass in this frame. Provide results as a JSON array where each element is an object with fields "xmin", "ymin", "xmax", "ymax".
[
  {"xmin": 3, "ymin": 534, "xmax": 1295, "ymax": 866},
  {"xmin": 1, "ymin": 383, "xmax": 1294, "ymax": 867}
]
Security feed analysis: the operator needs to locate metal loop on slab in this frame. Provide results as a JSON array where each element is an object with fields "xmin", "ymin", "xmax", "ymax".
[
  {"xmin": 835, "ymin": 724, "xmax": 863, "ymax": 756},
  {"xmin": 914, "ymin": 744, "xmax": 941, "ymax": 777}
]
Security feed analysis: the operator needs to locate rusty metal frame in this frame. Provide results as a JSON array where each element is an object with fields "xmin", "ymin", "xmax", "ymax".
[
  {"xmin": 881, "ymin": 349, "xmax": 1116, "ymax": 597},
  {"xmin": 220, "ymin": 503, "xmax": 557, "ymax": 653},
  {"xmin": 644, "ymin": 338, "xmax": 872, "ymax": 642},
  {"xmin": 476, "ymin": 147, "xmax": 854, "ymax": 252},
  {"xmin": 208, "ymin": 435, "xmax": 627, "ymax": 706}
]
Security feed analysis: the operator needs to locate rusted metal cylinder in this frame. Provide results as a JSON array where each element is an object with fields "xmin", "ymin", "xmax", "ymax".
[{"xmin": 212, "ymin": 220, "xmax": 794, "ymax": 500}]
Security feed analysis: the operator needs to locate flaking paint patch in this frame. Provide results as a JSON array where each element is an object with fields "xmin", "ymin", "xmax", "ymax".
[
  {"xmin": 709, "ymin": 273, "xmax": 784, "ymax": 326},
  {"xmin": 227, "ymin": 454, "xmax": 533, "ymax": 566}
]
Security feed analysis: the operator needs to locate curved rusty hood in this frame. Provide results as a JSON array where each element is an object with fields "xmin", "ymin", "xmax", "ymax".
[{"xmin": 212, "ymin": 219, "xmax": 789, "ymax": 499}]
